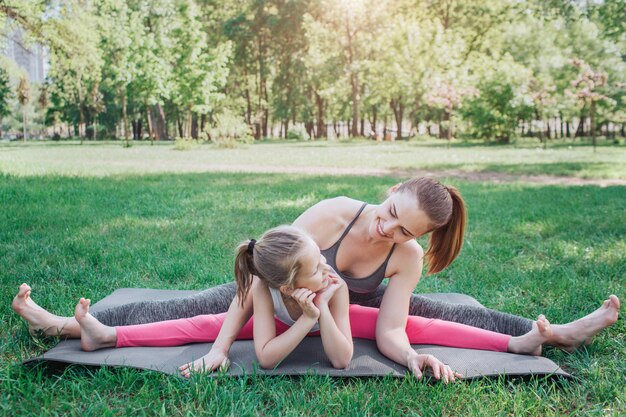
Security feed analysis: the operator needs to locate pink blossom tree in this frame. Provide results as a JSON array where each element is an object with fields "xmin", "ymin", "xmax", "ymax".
[
  {"xmin": 567, "ymin": 59, "xmax": 608, "ymax": 151},
  {"xmin": 425, "ymin": 81, "xmax": 478, "ymax": 145}
]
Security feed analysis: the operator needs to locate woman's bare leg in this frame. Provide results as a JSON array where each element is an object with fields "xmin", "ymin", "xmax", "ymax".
[
  {"xmin": 546, "ymin": 295, "xmax": 620, "ymax": 352},
  {"xmin": 74, "ymin": 298, "xmax": 117, "ymax": 351},
  {"xmin": 12, "ymin": 283, "xmax": 80, "ymax": 338}
]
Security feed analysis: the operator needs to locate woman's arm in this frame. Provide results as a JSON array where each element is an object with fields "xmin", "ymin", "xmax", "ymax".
[
  {"xmin": 252, "ymin": 282, "xmax": 320, "ymax": 369},
  {"xmin": 375, "ymin": 244, "xmax": 459, "ymax": 383},
  {"xmin": 316, "ymin": 277, "xmax": 353, "ymax": 368}
]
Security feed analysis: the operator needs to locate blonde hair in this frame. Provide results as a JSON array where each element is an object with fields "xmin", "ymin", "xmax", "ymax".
[
  {"xmin": 397, "ymin": 177, "xmax": 467, "ymax": 274},
  {"xmin": 234, "ymin": 225, "xmax": 309, "ymax": 306}
]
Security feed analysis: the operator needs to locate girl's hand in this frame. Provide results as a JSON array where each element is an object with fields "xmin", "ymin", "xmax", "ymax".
[
  {"xmin": 314, "ymin": 275, "xmax": 344, "ymax": 307},
  {"xmin": 178, "ymin": 350, "xmax": 230, "ymax": 378},
  {"xmin": 290, "ymin": 288, "xmax": 320, "ymax": 320},
  {"xmin": 407, "ymin": 353, "xmax": 462, "ymax": 383}
]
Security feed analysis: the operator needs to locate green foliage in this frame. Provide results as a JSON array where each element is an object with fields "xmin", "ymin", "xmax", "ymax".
[
  {"xmin": 462, "ymin": 61, "xmax": 534, "ymax": 143},
  {"xmin": 204, "ymin": 108, "xmax": 253, "ymax": 147},
  {"xmin": 0, "ymin": 67, "xmax": 12, "ymax": 119},
  {"xmin": 287, "ymin": 124, "xmax": 310, "ymax": 141},
  {"xmin": 2, "ymin": 0, "xmax": 625, "ymax": 142}
]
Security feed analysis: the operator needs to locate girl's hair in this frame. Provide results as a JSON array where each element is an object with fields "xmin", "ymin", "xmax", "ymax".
[
  {"xmin": 234, "ymin": 225, "xmax": 309, "ymax": 306},
  {"xmin": 397, "ymin": 177, "xmax": 466, "ymax": 274}
]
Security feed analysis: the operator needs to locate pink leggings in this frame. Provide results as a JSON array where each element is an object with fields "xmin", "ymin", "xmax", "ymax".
[{"xmin": 116, "ymin": 304, "xmax": 511, "ymax": 352}]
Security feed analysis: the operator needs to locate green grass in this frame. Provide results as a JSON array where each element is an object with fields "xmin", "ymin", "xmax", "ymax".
[
  {"xmin": 1, "ymin": 142, "xmax": 625, "ymax": 415},
  {"xmin": 1, "ymin": 169, "xmax": 624, "ymax": 416},
  {"xmin": 1, "ymin": 139, "xmax": 625, "ymax": 179}
]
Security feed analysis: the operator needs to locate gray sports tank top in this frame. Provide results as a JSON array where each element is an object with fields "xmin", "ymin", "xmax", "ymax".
[
  {"xmin": 268, "ymin": 286, "xmax": 321, "ymax": 332},
  {"xmin": 320, "ymin": 202, "xmax": 396, "ymax": 294}
]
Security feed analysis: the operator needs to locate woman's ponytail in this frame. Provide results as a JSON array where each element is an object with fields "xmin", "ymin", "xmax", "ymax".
[{"xmin": 426, "ymin": 185, "xmax": 466, "ymax": 274}]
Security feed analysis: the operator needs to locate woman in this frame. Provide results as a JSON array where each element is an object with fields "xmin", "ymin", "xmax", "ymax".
[{"xmin": 13, "ymin": 177, "xmax": 620, "ymax": 377}]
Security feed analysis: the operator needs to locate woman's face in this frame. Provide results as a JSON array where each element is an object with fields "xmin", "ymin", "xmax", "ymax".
[
  {"xmin": 368, "ymin": 191, "xmax": 433, "ymax": 243},
  {"xmin": 292, "ymin": 237, "xmax": 332, "ymax": 292}
]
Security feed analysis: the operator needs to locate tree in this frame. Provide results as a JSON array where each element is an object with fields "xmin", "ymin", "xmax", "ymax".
[
  {"xmin": 0, "ymin": 66, "xmax": 12, "ymax": 137},
  {"xmin": 16, "ymin": 75, "xmax": 30, "ymax": 141},
  {"xmin": 567, "ymin": 59, "xmax": 609, "ymax": 151}
]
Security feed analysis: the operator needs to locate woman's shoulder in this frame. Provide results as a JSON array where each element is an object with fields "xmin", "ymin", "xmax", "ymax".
[
  {"xmin": 293, "ymin": 196, "xmax": 366, "ymax": 247},
  {"xmin": 294, "ymin": 196, "xmax": 365, "ymax": 227},
  {"xmin": 314, "ymin": 196, "xmax": 364, "ymax": 214},
  {"xmin": 387, "ymin": 239, "xmax": 425, "ymax": 278}
]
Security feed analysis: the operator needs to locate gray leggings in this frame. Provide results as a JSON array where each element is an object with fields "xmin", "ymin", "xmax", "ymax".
[{"xmin": 92, "ymin": 282, "xmax": 533, "ymax": 336}]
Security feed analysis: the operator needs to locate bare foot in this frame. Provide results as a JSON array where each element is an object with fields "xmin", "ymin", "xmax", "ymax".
[
  {"xmin": 549, "ymin": 295, "xmax": 620, "ymax": 352},
  {"xmin": 508, "ymin": 314, "xmax": 552, "ymax": 355},
  {"xmin": 12, "ymin": 283, "xmax": 80, "ymax": 338},
  {"xmin": 74, "ymin": 298, "xmax": 117, "ymax": 351}
]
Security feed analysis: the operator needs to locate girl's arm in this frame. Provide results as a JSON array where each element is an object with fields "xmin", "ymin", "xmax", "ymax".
[
  {"xmin": 375, "ymin": 244, "xmax": 459, "ymax": 383},
  {"xmin": 315, "ymin": 277, "xmax": 353, "ymax": 368},
  {"xmin": 252, "ymin": 281, "xmax": 320, "ymax": 369},
  {"xmin": 179, "ymin": 284, "xmax": 254, "ymax": 376}
]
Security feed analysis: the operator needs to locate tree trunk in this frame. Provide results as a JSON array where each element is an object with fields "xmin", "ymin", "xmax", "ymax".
[
  {"xmin": 446, "ymin": 110, "xmax": 452, "ymax": 146},
  {"xmin": 186, "ymin": 107, "xmax": 192, "ymax": 139},
  {"xmin": 155, "ymin": 104, "xmax": 166, "ymax": 140},
  {"xmin": 305, "ymin": 121, "xmax": 314, "ymax": 139},
  {"xmin": 590, "ymin": 101, "xmax": 596, "ymax": 152},
  {"xmin": 315, "ymin": 92, "xmax": 325, "ymax": 139},
  {"xmin": 191, "ymin": 113, "xmax": 198, "ymax": 139},
  {"xmin": 79, "ymin": 108, "xmax": 85, "ymax": 145},
  {"xmin": 200, "ymin": 114, "xmax": 206, "ymax": 138},
  {"xmin": 121, "ymin": 90, "xmax": 129, "ymax": 145},
  {"xmin": 176, "ymin": 113, "xmax": 184, "ymax": 138},
  {"xmin": 22, "ymin": 108, "xmax": 26, "ymax": 142},
  {"xmin": 345, "ymin": 19, "xmax": 359, "ymax": 137},
  {"xmin": 262, "ymin": 84, "xmax": 269, "ymax": 138},
  {"xmin": 132, "ymin": 119, "xmax": 140, "ymax": 140},
  {"xmin": 370, "ymin": 106, "xmax": 378, "ymax": 139},
  {"xmin": 566, "ymin": 121, "xmax": 571, "ymax": 138},
  {"xmin": 575, "ymin": 110, "xmax": 585, "ymax": 138},
  {"xmin": 146, "ymin": 106, "xmax": 155, "ymax": 145},
  {"xmin": 245, "ymin": 88, "xmax": 252, "ymax": 125},
  {"xmin": 390, "ymin": 98, "xmax": 404, "ymax": 140}
]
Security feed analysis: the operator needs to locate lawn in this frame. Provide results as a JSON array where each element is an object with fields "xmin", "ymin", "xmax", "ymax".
[
  {"xmin": 1, "ymin": 142, "xmax": 624, "ymax": 416},
  {"xmin": 0, "ymin": 138, "xmax": 625, "ymax": 180}
]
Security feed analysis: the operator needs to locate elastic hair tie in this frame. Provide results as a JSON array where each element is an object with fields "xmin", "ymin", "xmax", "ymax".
[{"xmin": 247, "ymin": 239, "xmax": 256, "ymax": 255}]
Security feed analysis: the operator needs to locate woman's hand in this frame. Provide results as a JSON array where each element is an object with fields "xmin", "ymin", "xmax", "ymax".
[
  {"xmin": 290, "ymin": 288, "xmax": 320, "ymax": 320},
  {"xmin": 314, "ymin": 274, "xmax": 344, "ymax": 307},
  {"xmin": 178, "ymin": 350, "xmax": 231, "ymax": 378},
  {"xmin": 407, "ymin": 352, "xmax": 462, "ymax": 383}
]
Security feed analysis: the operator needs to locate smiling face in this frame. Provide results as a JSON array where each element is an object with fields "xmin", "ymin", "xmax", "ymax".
[
  {"xmin": 288, "ymin": 237, "xmax": 333, "ymax": 293},
  {"xmin": 368, "ymin": 191, "xmax": 434, "ymax": 243}
]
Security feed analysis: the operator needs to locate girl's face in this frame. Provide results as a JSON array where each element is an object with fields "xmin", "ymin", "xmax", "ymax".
[
  {"xmin": 368, "ymin": 191, "xmax": 433, "ymax": 243},
  {"xmin": 291, "ymin": 237, "xmax": 332, "ymax": 293}
]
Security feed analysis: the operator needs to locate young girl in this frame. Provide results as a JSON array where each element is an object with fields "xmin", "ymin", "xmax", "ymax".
[
  {"xmin": 75, "ymin": 225, "xmax": 354, "ymax": 371},
  {"xmin": 72, "ymin": 225, "xmax": 552, "ymax": 383}
]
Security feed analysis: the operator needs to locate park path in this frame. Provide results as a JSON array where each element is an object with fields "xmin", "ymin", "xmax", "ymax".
[{"xmin": 186, "ymin": 164, "xmax": 626, "ymax": 186}]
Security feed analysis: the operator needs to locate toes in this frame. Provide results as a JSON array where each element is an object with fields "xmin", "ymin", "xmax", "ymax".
[
  {"xmin": 609, "ymin": 295, "xmax": 620, "ymax": 310},
  {"xmin": 18, "ymin": 284, "xmax": 31, "ymax": 296}
]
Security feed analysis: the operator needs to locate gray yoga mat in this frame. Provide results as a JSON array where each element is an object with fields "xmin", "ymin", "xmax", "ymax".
[{"xmin": 24, "ymin": 288, "xmax": 570, "ymax": 379}]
